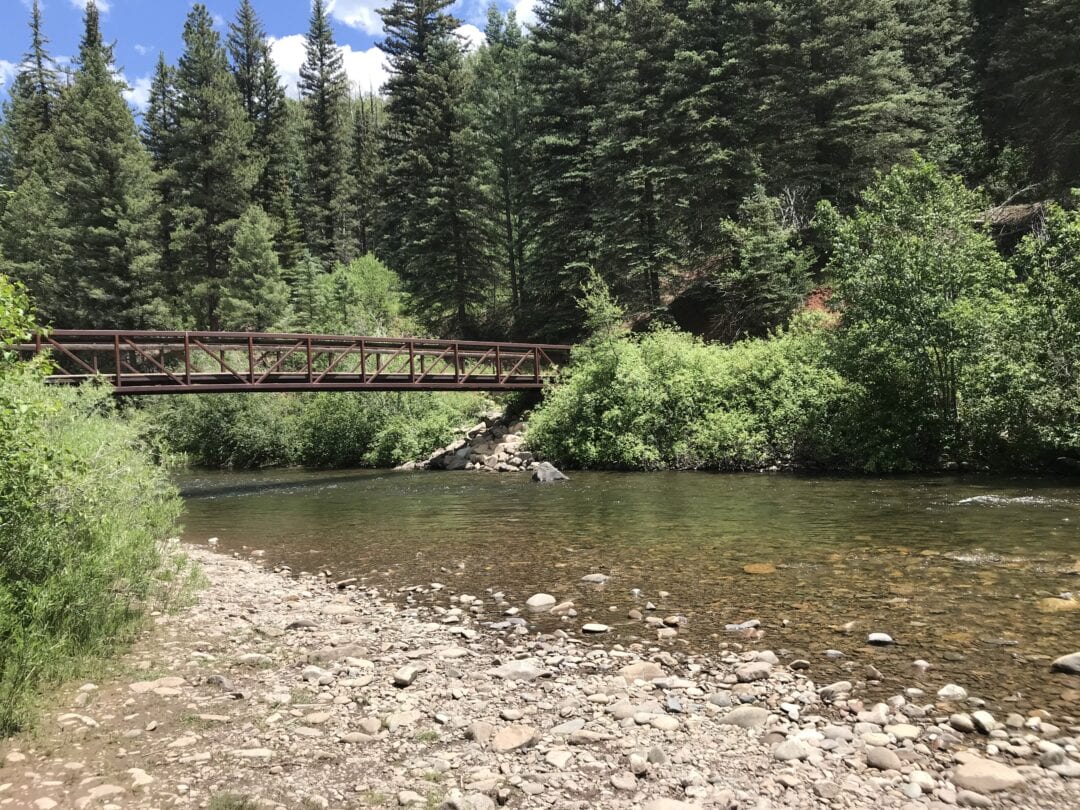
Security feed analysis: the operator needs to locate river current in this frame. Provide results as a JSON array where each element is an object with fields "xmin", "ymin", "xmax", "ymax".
[{"xmin": 179, "ymin": 469, "xmax": 1080, "ymax": 713}]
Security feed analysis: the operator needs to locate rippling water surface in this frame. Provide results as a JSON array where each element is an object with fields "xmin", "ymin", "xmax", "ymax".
[{"xmin": 179, "ymin": 469, "xmax": 1080, "ymax": 713}]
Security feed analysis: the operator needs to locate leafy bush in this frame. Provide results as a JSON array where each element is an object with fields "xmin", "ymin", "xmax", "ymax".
[
  {"xmin": 821, "ymin": 160, "xmax": 1015, "ymax": 469},
  {"xmin": 148, "ymin": 390, "xmax": 487, "ymax": 470},
  {"xmin": 529, "ymin": 316, "xmax": 845, "ymax": 470},
  {"xmin": 1, "ymin": 276, "xmax": 190, "ymax": 733}
]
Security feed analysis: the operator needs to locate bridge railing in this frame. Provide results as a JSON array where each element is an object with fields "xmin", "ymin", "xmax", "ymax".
[{"xmin": 15, "ymin": 330, "xmax": 572, "ymax": 394}]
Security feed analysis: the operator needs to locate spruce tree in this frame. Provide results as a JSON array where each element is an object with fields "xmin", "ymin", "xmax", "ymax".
[
  {"xmin": 220, "ymin": 205, "xmax": 290, "ymax": 330},
  {"xmin": 468, "ymin": 4, "xmax": 529, "ymax": 326},
  {"xmin": 895, "ymin": 0, "xmax": 977, "ymax": 171},
  {"xmin": 379, "ymin": 0, "xmax": 494, "ymax": 335},
  {"xmin": 350, "ymin": 93, "xmax": 383, "ymax": 257},
  {"xmin": 590, "ymin": 0, "xmax": 679, "ymax": 311},
  {"xmin": 0, "ymin": 0, "xmax": 62, "ymax": 312},
  {"xmin": 172, "ymin": 3, "xmax": 256, "ymax": 329},
  {"xmin": 663, "ymin": 0, "xmax": 759, "ymax": 252},
  {"xmin": 734, "ymin": 0, "xmax": 924, "ymax": 213},
  {"xmin": 984, "ymin": 0, "xmax": 1080, "ymax": 191},
  {"xmin": 299, "ymin": 0, "xmax": 353, "ymax": 266},
  {"xmin": 51, "ymin": 1, "xmax": 165, "ymax": 328},
  {"xmin": 521, "ymin": 0, "xmax": 603, "ymax": 339},
  {"xmin": 228, "ymin": 0, "xmax": 297, "ymax": 265},
  {"xmin": 143, "ymin": 53, "xmax": 182, "ymax": 296}
]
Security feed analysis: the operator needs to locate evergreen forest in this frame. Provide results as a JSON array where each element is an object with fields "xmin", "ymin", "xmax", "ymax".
[{"xmin": 3, "ymin": 0, "xmax": 1080, "ymax": 472}]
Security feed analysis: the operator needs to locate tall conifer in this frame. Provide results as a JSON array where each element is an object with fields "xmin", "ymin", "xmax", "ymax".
[
  {"xmin": 172, "ymin": 3, "xmax": 256, "ymax": 329},
  {"xmin": 51, "ymin": 1, "xmax": 164, "ymax": 328},
  {"xmin": 299, "ymin": 0, "xmax": 353, "ymax": 266},
  {"xmin": 379, "ymin": 0, "xmax": 494, "ymax": 335}
]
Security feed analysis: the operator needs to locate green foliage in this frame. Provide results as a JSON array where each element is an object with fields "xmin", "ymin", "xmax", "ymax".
[
  {"xmin": 299, "ymin": 0, "xmax": 353, "ymax": 266},
  {"xmin": 150, "ymin": 390, "xmax": 486, "ymax": 470},
  {"xmin": 0, "ymin": 274, "xmax": 35, "ymax": 366},
  {"xmin": 314, "ymin": 254, "xmax": 400, "ymax": 334},
  {"xmin": 221, "ymin": 205, "xmax": 290, "ymax": 331},
  {"xmin": 0, "ymin": 280, "xmax": 189, "ymax": 734},
  {"xmin": 824, "ymin": 159, "xmax": 1012, "ymax": 469},
  {"xmin": 529, "ymin": 318, "xmax": 845, "ymax": 470},
  {"xmin": 677, "ymin": 188, "xmax": 811, "ymax": 342},
  {"xmin": 380, "ymin": 0, "xmax": 493, "ymax": 336},
  {"xmin": 171, "ymin": 3, "xmax": 257, "ymax": 329},
  {"xmin": 1008, "ymin": 198, "xmax": 1080, "ymax": 457}
]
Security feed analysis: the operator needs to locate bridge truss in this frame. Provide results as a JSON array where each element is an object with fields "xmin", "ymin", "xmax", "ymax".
[{"xmin": 16, "ymin": 330, "xmax": 572, "ymax": 395}]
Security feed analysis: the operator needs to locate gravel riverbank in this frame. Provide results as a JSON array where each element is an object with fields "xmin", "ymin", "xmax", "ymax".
[{"xmin": 1, "ymin": 545, "xmax": 1078, "ymax": 810}]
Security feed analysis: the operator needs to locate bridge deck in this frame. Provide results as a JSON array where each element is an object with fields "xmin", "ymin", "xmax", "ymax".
[{"xmin": 16, "ymin": 330, "xmax": 572, "ymax": 395}]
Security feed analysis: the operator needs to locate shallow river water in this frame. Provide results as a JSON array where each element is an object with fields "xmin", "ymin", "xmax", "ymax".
[{"xmin": 179, "ymin": 469, "xmax": 1080, "ymax": 714}]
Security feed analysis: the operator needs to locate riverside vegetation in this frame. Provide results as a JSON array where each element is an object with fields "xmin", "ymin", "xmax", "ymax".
[{"xmin": 0, "ymin": 277, "xmax": 193, "ymax": 735}]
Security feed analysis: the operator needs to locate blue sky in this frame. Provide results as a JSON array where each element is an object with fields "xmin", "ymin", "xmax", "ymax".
[{"xmin": 0, "ymin": 0, "xmax": 537, "ymax": 108}]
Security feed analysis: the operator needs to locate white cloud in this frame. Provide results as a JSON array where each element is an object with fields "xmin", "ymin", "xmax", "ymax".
[
  {"xmin": 0, "ymin": 60, "xmax": 18, "ymax": 91},
  {"xmin": 327, "ymin": 0, "xmax": 382, "ymax": 36},
  {"xmin": 134, "ymin": 44, "xmax": 152, "ymax": 56},
  {"xmin": 514, "ymin": 0, "xmax": 538, "ymax": 28},
  {"xmin": 268, "ymin": 33, "xmax": 390, "ymax": 98},
  {"xmin": 69, "ymin": 0, "xmax": 112, "ymax": 13},
  {"xmin": 122, "ymin": 73, "xmax": 152, "ymax": 109},
  {"xmin": 212, "ymin": 12, "xmax": 225, "ymax": 29},
  {"xmin": 455, "ymin": 23, "xmax": 484, "ymax": 53}
]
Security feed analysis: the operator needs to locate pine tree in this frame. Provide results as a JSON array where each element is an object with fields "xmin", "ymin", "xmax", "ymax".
[
  {"xmin": 895, "ymin": 0, "xmax": 977, "ymax": 171},
  {"xmin": 143, "ymin": 53, "xmax": 182, "ymax": 295},
  {"xmin": 468, "ymin": 4, "xmax": 529, "ymax": 327},
  {"xmin": 228, "ymin": 0, "xmax": 296, "ymax": 265},
  {"xmin": 220, "ymin": 205, "xmax": 290, "ymax": 330},
  {"xmin": 0, "ymin": 0, "xmax": 63, "ymax": 311},
  {"xmin": 521, "ymin": 0, "xmax": 603, "ymax": 339},
  {"xmin": 350, "ymin": 93, "xmax": 383, "ymax": 257},
  {"xmin": 299, "ymin": 0, "xmax": 353, "ymax": 266},
  {"xmin": 50, "ymin": 1, "xmax": 165, "ymax": 328},
  {"xmin": 172, "ymin": 3, "xmax": 256, "ymax": 329},
  {"xmin": 663, "ymin": 0, "xmax": 759, "ymax": 252},
  {"xmin": 983, "ymin": 0, "xmax": 1080, "ymax": 192},
  {"xmin": 379, "ymin": 0, "xmax": 494, "ymax": 336},
  {"xmin": 590, "ymin": 0, "xmax": 679, "ymax": 311},
  {"xmin": 734, "ymin": 0, "xmax": 924, "ymax": 214}
]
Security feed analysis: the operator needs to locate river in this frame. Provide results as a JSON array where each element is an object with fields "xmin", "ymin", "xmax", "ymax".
[{"xmin": 179, "ymin": 469, "xmax": 1080, "ymax": 714}]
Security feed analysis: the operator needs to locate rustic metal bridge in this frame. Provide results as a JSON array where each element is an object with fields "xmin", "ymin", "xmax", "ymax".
[{"xmin": 16, "ymin": 330, "xmax": 572, "ymax": 395}]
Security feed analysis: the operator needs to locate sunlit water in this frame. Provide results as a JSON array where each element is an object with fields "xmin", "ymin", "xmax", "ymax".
[{"xmin": 179, "ymin": 469, "xmax": 1080, "ymax": 714}]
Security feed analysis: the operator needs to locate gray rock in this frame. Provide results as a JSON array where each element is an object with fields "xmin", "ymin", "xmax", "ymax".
[
  {"xmin": 581, "ymin": 574, "xmax": 610, "ymax": 584},
  {"xmin": 1051, "ymin": 652, "xmax": 1080, "ymax": 675},
  {"xmin": 868, "ymin": 632, "xmax": 894, "ymax": 645},
  {"xmin": 952, "ymin": 757, "xmax": 1025, "ymax": 793},
  {"xmin": 818, "ymin": 681, "xmax": 853, "ymax": 701},
  {"xmin": 619, "ymin": 661, "xmax": 665, "ymax": 681},
  {"xmin": 393, "ymin": 664, "xmax": 425, "ymax": 687},
  {"xmin": 525, "ymin": 593, "xmax": 557, "ymax": 612},
  {"xmin": 489, "ymin": 658, "xmax": 548, "ymax": 681},
  {"xmin": 773, "ymin": 739, "xmax": 811, "ymax": 762},
  {"xmin": 866, "ymin": 746, "xmax": 902, "ymax": 772},
  {"xmin": 532, "ymin": 462, "xmax": 568, "ymax": 483},
  {"xmin": 717, "ymin": 706, "xmax": 770, "ymax": 729},
  {"xmin": 491, "ymin": 725, "xmax": 538, "ymax": 753},
  {"xmin": 937, "ymin": 684, "xmax": 969, "ymax": 701},
  {"xmin": 735, "ymin": 662, "xmax": 772, "ymax": 682}
]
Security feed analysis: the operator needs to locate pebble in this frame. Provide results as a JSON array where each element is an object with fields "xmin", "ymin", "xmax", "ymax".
[{"xmin": 525, "ymin": 593, "xmax": 556, "ymax": 611}]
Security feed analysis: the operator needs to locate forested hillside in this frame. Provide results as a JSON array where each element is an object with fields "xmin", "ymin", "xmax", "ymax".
[{"xmin": 2, "ymin": 0, "xmax": 1077, "ymax": 342}]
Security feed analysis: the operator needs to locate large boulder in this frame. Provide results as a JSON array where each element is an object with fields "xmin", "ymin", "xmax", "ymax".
[{"xmin": 532, "ymin": 462, "xmax": 568, "ymax": 483}]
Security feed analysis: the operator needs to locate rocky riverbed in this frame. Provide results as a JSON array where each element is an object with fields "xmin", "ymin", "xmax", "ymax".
[{"xmin": 2, "ymin": 545, "xmax": 1078, "ymax": 810}]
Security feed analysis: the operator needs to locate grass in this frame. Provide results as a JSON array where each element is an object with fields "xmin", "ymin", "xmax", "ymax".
[{"xmin": 209, "ymin": 795, "xmax": 261, "ymax": 810}]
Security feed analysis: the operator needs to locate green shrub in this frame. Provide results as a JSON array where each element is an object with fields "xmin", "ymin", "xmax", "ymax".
[
  {"xmin": 0, "ymin": 316, "xmax": 189, "ymax": 733},
  {"xmin": 529, "ymin": 316, "xmax": 845, "ymax": 470},
  {"xmin": 147, "ymin": 390, "xmax": 487, "ymax": 470}
]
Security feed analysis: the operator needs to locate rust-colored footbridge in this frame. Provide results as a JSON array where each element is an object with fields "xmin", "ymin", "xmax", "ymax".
[{"xmin": 16, "ymin": 330, "xmax": 572, "ymax": 395}]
